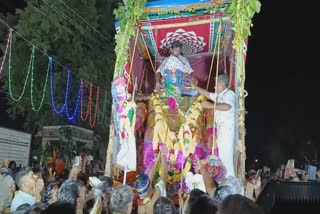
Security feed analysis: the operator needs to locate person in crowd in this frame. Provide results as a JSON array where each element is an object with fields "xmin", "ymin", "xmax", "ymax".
[
  {"xmin": 192, "ymin": 74, "xmax": 235, "ymax": 177},
  {"xmin": 213, "ymin": 176, "xmax": 244, "ymax": 202},
  {"xmin": 8, "ymin": 161, "xmax": 18, "ymax": 179},
  {"xmin": 24, "ymin": 202, "xmax": 46, "ymax": 214},
  {"xmin": 217, "ymin": 194, "xmax": 265, "ymax": 214},
  {"xmin": 0, "ymin": 167, "xmax": 16, "ymax": 212},
  {"xmin": 316, "ymin": 170, "xmax": 320, "ymax": 182},
  {"xmin": 135, "ymin": 145, "xmax": 168, "ymax": 214},
  {"xmin": 55, "ymin": 169, "xmax": 70, "ymax": 187},
  {"xmin": 42, "ymin": 202, "xmax": 76, "ymax": 214},
  {"xmin": 195, "ymin": 144, "xmax": 243, "ymax": 202},
  {"xmin": 32, "ymin": 165, "xmax": 42, "ymax": 180},
  {"xmin": 97, "ymin": 176, "xmax": 113, "ymax": 213},
  {"xmin": 11, "ymin": 203, "xmax": 32, "ymax": 214},
  {"xmin": 184, "ymin": 189, "xmax": 206, "ymax": 214},
  {"xmin": 188, "ymin": 194, "xmax": 219, "ymax": 214},
  {"xmin": 196, "ymin": 158, "xmax": 217, "ymax": 196},
  {"xmin": 84, "ymin": 176, "xmax": 113, "ymax": 214},
  {"xmin": 245, "ymin": 170, "xmax": 260, "ymax": 201},
  {"xmin": 110, "ymin": 185, "xmax": 134, "ymax": 214},
  {"xmin": 11, "ymin": 167, "xmax": 44, "ymax": 211},
  {"xmin": 154, "ymin": 41, "xmax": 197, "ymax": 93},
  {"xmin": 83, "ymin": 196, "xmax": 95, "ymax": 214},
  {"xmin": 57, "ymin": 179, "xmax": 86, "ymax": 214},
  {"xmin": 153, "ymin": 197, "xmax": 176, "ymax": 214},
  {"xmin": 41, "ymin": 182, "xmax": 59, "ymax": 206}
]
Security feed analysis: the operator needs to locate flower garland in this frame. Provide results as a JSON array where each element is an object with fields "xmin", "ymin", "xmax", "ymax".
[{"xmin": 151, "ymin": 94, "xmax": 206, "ymax": 178}]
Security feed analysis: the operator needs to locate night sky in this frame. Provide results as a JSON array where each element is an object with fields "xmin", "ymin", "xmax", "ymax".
[
  {"xmin": 1, "ymin": 0, "xmax": 319, "ymax": 168},
  {"xmin": 245, "ymin": 0, "xmax": 320, "ymax": 166}
]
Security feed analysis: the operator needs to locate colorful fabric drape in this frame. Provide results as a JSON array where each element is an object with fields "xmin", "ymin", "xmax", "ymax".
[{"xmin": 138, "ymin": 14, "xmax": 230, "ymax": 58}]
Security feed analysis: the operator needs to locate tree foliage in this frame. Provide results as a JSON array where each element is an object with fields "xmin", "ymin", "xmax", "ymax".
[{"xmin": 0, "ymin": 0, "xmax": 117, "ymax": 159}]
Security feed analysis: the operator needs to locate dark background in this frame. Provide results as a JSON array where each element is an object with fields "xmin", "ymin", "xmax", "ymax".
[
  {"xmin": 1, "ymin": 0, "xmax": 320, "ymax": 169},
  {"xmin": 245, "ymin": 0, "xmax": 320, "ymax": 168}
]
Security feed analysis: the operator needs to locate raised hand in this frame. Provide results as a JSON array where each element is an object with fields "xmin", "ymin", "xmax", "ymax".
[
  {"xmin": 69, "ymin": 163, "xmax": 81, "ymax": 180},
  {"xmin": 253, "ymin": 176, "xmax": 261, "ymax": 190},
  {"xmin": 33, "ymin": 178, "xmax": 44, "ymax": 202},
  {"xmin": 35, "ymin": 178, "xmax": 44, "ymax": 193}
]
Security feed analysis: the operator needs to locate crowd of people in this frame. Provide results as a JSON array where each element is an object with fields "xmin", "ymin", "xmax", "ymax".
[
  {"xmin": 0, "ymin": 151, "xmax": 266, "ymax": 214},
  {"xmin": 0, "ymin": 40, "xmax": 268, "ymax": 214}
]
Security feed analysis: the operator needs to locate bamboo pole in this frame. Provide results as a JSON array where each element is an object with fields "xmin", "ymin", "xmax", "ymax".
[
  {"xmin": 104, "ymin": 123, "xmax": 115, "ymax": 177},
  {"xmin": 206, "ymin": 20, "xmax": 221, "ymax": 90},
  {"xmin": 140, "ymin": 32, "xmax": 156, "ymax": 72},
  {"xmin": 140, "ymin": 17, "xmax": 230, "ymax": 30}
]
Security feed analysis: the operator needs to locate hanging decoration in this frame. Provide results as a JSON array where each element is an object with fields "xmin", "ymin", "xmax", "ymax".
[
  {"xmin": 0, "ymin": 25, "xmax": 107, "ymax": 127},
  {"xmin": 151, "ymin": 94, "xmax": 206, "ymax": 179},
  {"xmin": 113, "ymin": 0, "xmax": 147, "ymax": 77},
  {"xmin": 30, "ymin": 53, "xmax": 50, "ymax": 112},
  {"xmin": 89, "ymin": 86, "xmax": 100, "ymax": 128},
  {"xmin": 0, "ymin": 29, "xmax": 12, "ymax": 77},
  {"xmin": 97, "ymin": 90, "xmax": 109, "ymax": 125},
  {"xmin": 8, "ymin": 39, "xmax": 33, "ymax": 102},
  {"xmin": 81, "ymin": 81, "xmax": 93, "ymax": 121},
  {"xmin": 80, "ymin": 81, "xmax": 100, "ymax": 127},
  {"xmin": 49, "ymin": 57, "xmax": 67, "ymax": 114},
  {"xmin": 65, "ymin": 72, "xmax": 83, "ymax": 121},
  {"xmin": 225, "ymin": 0, "xmax": 261, "ymax": 180},
  {"xmin": 49, "ymin": 57, "xmax": 83, "ymax": 121}
]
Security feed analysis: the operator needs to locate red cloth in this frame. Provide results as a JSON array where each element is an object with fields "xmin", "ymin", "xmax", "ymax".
[{"xmin": 139, "ymin": 14, "xmax": 226, "ymax": 57}]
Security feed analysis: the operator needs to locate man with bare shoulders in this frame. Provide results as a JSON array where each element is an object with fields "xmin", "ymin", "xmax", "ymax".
[{"xmin": 136, "ymin": 145, "xmax": 168, "ymax": 214}]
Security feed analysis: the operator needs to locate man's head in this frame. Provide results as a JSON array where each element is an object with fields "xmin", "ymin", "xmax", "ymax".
[
  {"xmin": 213, "ymin": 185, "xmax": 234, "ymax": 202},
  {"xmin": 42, "ymin": 202, "xmax": 76, "ymax": 214},
  {"xmin": 15, "ymin": 167, "xmax": 37, "ymax": 195},
  {"xmin": 187, "ymin": 189, "xmax": 206, "ymax": 211},
  {"xmin": 218, "ymin": 194, "xmax": 265, "ymax": 214},
  {"xmin": 9, "ymin": 161, "xmax": 16, "ymax": 170},
  {"xmin": 57, "ymin": 180, "xmax": 85, "ymax": 211},
  {"xmin": 216, "ymin": 74, "xmax": 229, "ymax": 93},
  {"xmin": 153, "ymin": 197, "xmax": 176, "ymax": 214},
  {"xmin": 110, "ymin": 185, "xmax": 134, "ymax": 214},
  {"xmin": 42, "ymin": 182, "xmax": 59, "ymax": 205},
  {"xmin": 214, "ymin": 176, "xmax": 244, "ymax": 202},
  {"xmin": 98, "ymin": 175, "xmax": 113, "ymax": 193},
  {"xmin": 170, "ymin": 41, "xmax": 183, "ymax": 56}
]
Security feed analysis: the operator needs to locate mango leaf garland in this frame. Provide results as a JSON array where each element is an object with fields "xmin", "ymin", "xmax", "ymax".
[{"xmin": 113, "ymin": 0, "xmax": 147, "ymax": 77}]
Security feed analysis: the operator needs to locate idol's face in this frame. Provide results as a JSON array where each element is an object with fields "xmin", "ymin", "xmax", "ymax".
[{"xmin": 171, "ymin": 47, "xmax": 181, "ymax": 56}]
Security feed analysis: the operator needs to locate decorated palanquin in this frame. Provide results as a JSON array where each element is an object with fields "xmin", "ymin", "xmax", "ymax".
[{"xmin": 107, "ymin": 0, "xmax": 258, "ymax": 198}]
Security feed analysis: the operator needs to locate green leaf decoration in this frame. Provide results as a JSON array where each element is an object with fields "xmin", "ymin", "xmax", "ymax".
[{"xmin": 113, "ymin": 0, "xmax": 147, "ymax": 78}]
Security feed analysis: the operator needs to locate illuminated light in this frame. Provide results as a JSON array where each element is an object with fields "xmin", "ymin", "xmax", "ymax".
[
  {"xmin": 81, "ymin": 81, "xmax": 100, "ymax": 127},
  {"xmin": 65, "ymin": 73, "xmax": 82, "ymax": 121},
  {"xmin": 31, "ymin": 52, "xmax": 50, "ymax": 112},
  {"xmin": 98, "ymin": 90, "xmax": 108, "ymax": 125},
  {"xmin": 0, "ymin": 29, "xmax": 12, "ymax": 77},
  {"xmin": 50, "ymin": 57, "xmax": 66, "ymax": 114},
  {"xmin": 81, "ymin": 81, "xmax": 93, "ymax": 121},
  {"xmin": 8, "ymin": 40, "xmax": 33, "ymax": 102},
  {"xmin": 50, "ymin": 57, "xmax": 83, "ymax": 121},
  {"xmin": 89, "ymin": 86, "xmax": 100, "ymax": 128}
]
